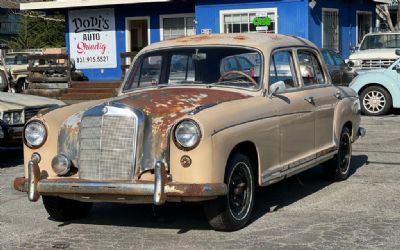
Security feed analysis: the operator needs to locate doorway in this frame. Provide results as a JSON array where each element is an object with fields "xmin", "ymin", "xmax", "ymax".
[
  {"xmin": 125, "ymin": 17, "xmax": 150, "ymax": 64},
  {"xmin": 126, "ymin": 18, "xmax": 150, "ymax": 52}
]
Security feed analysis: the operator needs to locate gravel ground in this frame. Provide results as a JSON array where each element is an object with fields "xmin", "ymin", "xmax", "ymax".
[{"xmin": 0, "ymin": 116, "xmax": 399, "ymax": 250}]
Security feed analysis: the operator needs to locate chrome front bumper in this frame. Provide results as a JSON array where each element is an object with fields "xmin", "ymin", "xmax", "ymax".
[{"xmin": 14, "ymin": 157, "xmax": 227, "ymax": 205}]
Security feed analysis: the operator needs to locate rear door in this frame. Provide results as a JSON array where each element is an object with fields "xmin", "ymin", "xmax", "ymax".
[{"xmin": 297, "ymin": 49, "xmax": 339, "ymax": 152}]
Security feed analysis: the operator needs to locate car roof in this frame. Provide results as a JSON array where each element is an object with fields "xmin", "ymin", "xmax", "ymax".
[
  {"xmin": 142, "ymin": 33, "xmax": 317, "ymax": 54},
  {"xmin": 365, "ymin": 32, "xmax": 400, "ymax": 36}
]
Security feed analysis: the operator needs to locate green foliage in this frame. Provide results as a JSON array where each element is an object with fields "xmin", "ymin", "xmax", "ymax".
[{"xmin": 7, "ymin": 14, "xmax": 65, "ymax": 49}]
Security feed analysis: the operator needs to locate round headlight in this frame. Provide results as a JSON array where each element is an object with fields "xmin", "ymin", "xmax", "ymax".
[
  {"xmin": 174, "ymin": 120, "xmax": 201, "ymax": 150},
  {"xmin": 13, "ymin": 112, "xmax": 22, "ymax": 124},
  {"xmin": 51, "ymin": 154, "xmax": 71, "ymax": 176},
  {"xmin": 3, "ymin": 113, "xmax": 11, "ymax": 124},
  {"xmin": 24, "ymin": 120, "xmax": 47, "ymax": 148}
]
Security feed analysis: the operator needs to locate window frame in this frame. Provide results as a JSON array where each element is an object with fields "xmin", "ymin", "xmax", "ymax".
[
  {"xmin": 268, "ymin": 49, "xmax": 299, "ymax": 90},
  {"xmin": 321, "ymin": 8, "xmax": 340, "ymax": 51},
  {"xmin": 159, "ymin": 13, "xmax": 196, "ymax": 41},
  {"xmin": 219, "ymin": 8, "xmax": 278, "ymax": 34},
  {"xmin": 296, "ymin": 49, "xmax": 330, "ymax": 88},
  {"xmin": 356, "ymin": 11, "xmax": 373, "ymax": 45}
]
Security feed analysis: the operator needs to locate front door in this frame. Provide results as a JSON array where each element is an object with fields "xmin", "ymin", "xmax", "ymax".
[{"xmin": 269, "ymin": 50, "xmax": 316, "ymax": 170}]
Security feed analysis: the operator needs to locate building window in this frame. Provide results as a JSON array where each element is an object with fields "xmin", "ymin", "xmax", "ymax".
[
  {"xmin": 220, "ymin": 9, "xmax": 277, "ymax": 34},
  {"xmin": 322, "ymin": 9, "xmax": 340, "ymax": 51},
  {"xmin": 357, "ymin": 11, "xmax": 372, "ymax": 44},
  {"xmin": 160, "ymin": 14, "xmax": 195, "ymax": 40}
]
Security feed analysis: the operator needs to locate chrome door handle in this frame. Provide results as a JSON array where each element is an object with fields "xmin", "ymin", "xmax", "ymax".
[
  {"xmin": 304, "ymin": 96, "xmax": 314, "ymax": 104},
  {"xmin": 334, "ymin": 91, "xmax": 342, "ymax": 100}
]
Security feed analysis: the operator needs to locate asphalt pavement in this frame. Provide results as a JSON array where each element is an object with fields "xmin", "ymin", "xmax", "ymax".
[{"xmin": 0, "ymin": 116, "xmax": 400, "ymax": 250}]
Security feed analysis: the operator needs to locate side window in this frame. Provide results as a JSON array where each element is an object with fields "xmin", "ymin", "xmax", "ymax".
[
  {"xmin": 331, "ymin": 52, "xmax": 345, "ymax": 66},
  {"xmin": 322, "ymin": 51, "xmax": 335, "ymax": 66},
  {"xmin": 269, "ymin": 50, "xmax": 297, "ymax": 89},
  {"xmin": 298, "ymin": 51, "xmax": 326, "ymax": 86},
  {"xmin": 131, "ymin": 55, "xmax": 162, "ymax": 88},
  {"xmin": 168, "ymin": 54, "xmax": 195, "ymax": 83}
]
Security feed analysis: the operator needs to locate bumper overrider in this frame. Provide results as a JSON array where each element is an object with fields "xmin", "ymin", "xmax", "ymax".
[{"xmin": 14, "ymin": 155, "xmax": 227, "ymax": 205}]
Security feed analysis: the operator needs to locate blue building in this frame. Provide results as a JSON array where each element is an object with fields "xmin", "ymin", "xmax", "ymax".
[{"xmin": 21, "ymin": 0, "xmax": 390, "ymax": 81}]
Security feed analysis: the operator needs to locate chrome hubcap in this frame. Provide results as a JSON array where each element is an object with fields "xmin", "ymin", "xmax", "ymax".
[
  {"xmin": 363, "ymin": 90, "xmax": 386, "ymax": 113},
  {"xmin": 228, "ymin": 162, "xmax": 252, "ymax": 221}
]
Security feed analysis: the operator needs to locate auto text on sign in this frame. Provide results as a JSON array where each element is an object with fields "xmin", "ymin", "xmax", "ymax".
[{"xmin": 68, "ymin": 8, "xmax": 117, "ymax": 69}]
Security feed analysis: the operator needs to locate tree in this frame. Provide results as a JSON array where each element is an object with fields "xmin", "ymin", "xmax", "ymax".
[
  {"xmin": 6, "ymin": 12, "xmax": 65, "ymax": 49},
  {"xmin": 376, "ymin": 1, "xmax": 400, "ymax": 31}
]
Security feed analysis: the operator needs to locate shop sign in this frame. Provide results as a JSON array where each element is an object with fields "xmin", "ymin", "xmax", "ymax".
[
  {"xmin": 68, "ymin": 8, "xmax": 117, "ymax": 69},
  {"xmin": 253, "ymin": 13, "xmax": 272, "ymax": 32}
]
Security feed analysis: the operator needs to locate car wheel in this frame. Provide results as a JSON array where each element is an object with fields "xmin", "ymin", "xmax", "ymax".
[
  {"xmin": 323, "ymin": 127, "xmax": 352, "ymax": 182},
  {"xmin": 360, "ymin": 86, "xmax": 392, "ymax": 116},
  {"xmin": 203, "ymin": 153, "xmax": 255, "ymax": 231},
  {"xmin": 42, "ymin": 196, "xmax": 93, "ymax": 221}
]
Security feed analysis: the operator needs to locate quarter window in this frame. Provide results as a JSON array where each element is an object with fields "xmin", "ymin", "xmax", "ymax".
[
  {"xmin": 298, "ymin": 51, "xmax": 326, "ymax": 86},
  {"xmin": 269, "ymin": 50, "xmax": 297, "ymax": 89}
]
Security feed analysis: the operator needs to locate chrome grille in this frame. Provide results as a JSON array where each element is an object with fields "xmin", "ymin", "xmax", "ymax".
[
  {"xmin": 361, "ymin": 59, "xmax": 396, "ymax": 69},
  {"xmin": 78, "ymin": 111, "xmax": 137, "ymax": 181}
]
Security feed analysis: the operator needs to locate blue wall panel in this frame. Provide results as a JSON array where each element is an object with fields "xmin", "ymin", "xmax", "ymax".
[
  {"xmin": 308, "ymin": 0, "xmax": 376, "ymax": 58},
  {"xmin": 64, "ymin": 0, "xmax": 378, "ymax": 81},
  {"xmin": 196, "ymin": 0, "xmax": 309, "ymax": 39}
]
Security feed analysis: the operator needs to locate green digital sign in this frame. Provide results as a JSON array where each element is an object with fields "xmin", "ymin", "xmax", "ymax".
[{"xmin": 252, "ymin": 16, "xmax": 271, "ymax": 27}]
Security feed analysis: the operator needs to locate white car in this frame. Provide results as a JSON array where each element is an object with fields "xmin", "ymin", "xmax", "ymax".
[
  {"xmin": 348, "ymin": 32, "xmax": 400, "ymax": 71},
  {"xmin": 0, "ymin": 92, "xmax": 65, "ymax": 146}
]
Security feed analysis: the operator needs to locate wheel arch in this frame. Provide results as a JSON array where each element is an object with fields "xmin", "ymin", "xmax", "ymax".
[{"xmin": 227, "ymin": 141, "xmax": 260, "ymax": 186}]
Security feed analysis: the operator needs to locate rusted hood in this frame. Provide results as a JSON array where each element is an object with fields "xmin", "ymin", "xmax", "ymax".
[
  {"xmin": 58, "ymin": 87, "xmax": 251, "ymax": 176},
  {"xmin": 117, "ymin": 88, "xmax": 251, "ymax": 121}
]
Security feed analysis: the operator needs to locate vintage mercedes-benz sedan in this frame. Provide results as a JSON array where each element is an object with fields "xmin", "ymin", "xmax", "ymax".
[{"xmin": 14, "ymin": 33, "xmax": 365, "ymax": 231}]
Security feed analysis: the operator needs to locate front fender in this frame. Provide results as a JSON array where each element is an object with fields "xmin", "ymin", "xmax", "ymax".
[
  {"xmin": 333, "ymin": 97, "xmax": 361, "ymax": 144},
  {"xmin": 350, "ymin": 72, "xmax": 400, "ymax": 108}
]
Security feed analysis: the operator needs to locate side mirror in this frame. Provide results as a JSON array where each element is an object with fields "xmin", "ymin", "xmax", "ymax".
[
  {"xmin": 347, "ymin": 61, "xmax": 355, "ymax": 67},
  {"xmin": 268, "ymin": 81, "xmax": 286, "ymax": 98},
  {"xmin": 396, "ymin": 49, "xmax": 400, "ymax": 56}
]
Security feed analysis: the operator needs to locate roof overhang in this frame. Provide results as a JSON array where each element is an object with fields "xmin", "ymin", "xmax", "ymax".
[{"xmin": 20, "ymin": 0, "xmax": 172, "ymax": 10}]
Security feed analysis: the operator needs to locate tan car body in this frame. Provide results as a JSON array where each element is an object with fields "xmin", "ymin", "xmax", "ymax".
[{"xmin": 15, "ymin": 34, "xmax": 362, "ymax": 207}]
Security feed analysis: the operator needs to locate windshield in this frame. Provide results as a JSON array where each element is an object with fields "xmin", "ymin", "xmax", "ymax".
[
  {"xmin": 4, "ymin": 55, "xmax": 28, "ymax": 65},
  {"xmin": 360, "ymin": 34, "xmax": 400, "ymax": 50},
  {"xmin": 122, "ymin": 47, "xmax": 262, "ymax": 92}
]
